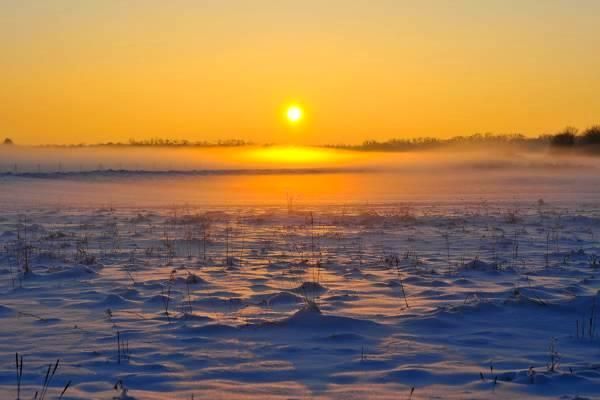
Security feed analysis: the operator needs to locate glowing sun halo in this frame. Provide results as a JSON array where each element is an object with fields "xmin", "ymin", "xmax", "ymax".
[{"xmin": 286, "ymin": 105, "xmax": 303, "ymax": 124}]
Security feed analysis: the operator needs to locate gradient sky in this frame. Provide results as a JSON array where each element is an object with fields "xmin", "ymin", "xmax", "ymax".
[{"xmin": 1, "ymin": 0, "xmax": 600, "ymax": 145}]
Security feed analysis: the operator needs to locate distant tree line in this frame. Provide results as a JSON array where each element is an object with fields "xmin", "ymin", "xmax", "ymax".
[
  {"xmin": 327, "ymin": 133, "xmax": 547, "ymax": 152},
  {"xmin": 328, "ymin": 126, "xmax": 600, "ymax": 152},
  {"xmin": 125, "ymin": 138, "xmax": 249, "ymax": 147},
  {"xmin": 550, "ymin": 126, "xmax": 600, "ymax": 148},
  {"xmin": 3, "ymin": 126, "xmax": 600, "ymax": 152},
  {"xmin": 35, "ymin": 138, "xmax": 251, "ymax": 148}
]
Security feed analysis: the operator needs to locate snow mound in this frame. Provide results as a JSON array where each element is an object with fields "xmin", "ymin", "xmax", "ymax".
[
  {"xmin": 291, "ymin": 281, "xmax": 328, "ymax": 296},
  {"xmin": 261, "ymin": 291, "xmax": 303, "ymax": 306},
  {"xmin": 174, "ymin": 272, "xmax": 207, "ymax": 285},
  {"xmin": 270, "ymin": 303, "xmax": 382, "ymax": 331}
]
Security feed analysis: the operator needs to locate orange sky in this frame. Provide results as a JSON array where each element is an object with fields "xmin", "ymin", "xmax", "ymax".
[{"xmin": 1, "ymin": 0, "xmax": 600, "ymax": 145}]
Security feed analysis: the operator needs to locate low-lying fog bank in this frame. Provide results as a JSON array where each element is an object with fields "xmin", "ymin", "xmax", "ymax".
[{"xmin": 0, "ymin": 145, "xmax": 599, "ymax": 207}]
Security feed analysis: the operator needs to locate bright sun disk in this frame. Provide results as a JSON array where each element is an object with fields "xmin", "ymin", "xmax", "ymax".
[{"xmin": 286, "ymin": 105, "xmax": 303, "ymax": 123}]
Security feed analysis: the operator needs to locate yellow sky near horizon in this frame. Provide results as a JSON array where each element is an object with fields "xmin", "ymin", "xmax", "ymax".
[{"xmin": 1, "ymin": 0, "xmax": 600, "ymax": 145}]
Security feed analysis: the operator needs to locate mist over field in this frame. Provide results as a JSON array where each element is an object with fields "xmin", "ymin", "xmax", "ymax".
[
  {"xmin": 1, "ymin": 144, "xmax": 599, "ymax": 207},
  {"xmin": 2, "ymin": 139, "xmax": 599, "ymax": 171}
]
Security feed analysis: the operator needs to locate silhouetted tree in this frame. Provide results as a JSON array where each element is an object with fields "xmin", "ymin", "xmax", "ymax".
[
  {"xmin": 3, "ymin": 138, "xmax": 13, "ymax": 145},
  {"xmin": 580, "ymin": 126, "xmax": 600, "ymax": 145},
  {"xmin": 550, "ymin": 128, "xmax": 577, "ymax": 147}
]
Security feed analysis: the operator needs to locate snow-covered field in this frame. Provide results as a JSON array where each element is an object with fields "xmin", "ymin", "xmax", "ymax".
[{"xmin": 1, "ymin": 196, "xmax": 600, "ymax": 399}]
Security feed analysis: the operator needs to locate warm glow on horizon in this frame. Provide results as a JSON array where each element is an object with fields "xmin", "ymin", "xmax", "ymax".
[{"xmin": 247, "ymin": 146, "xmax": 345, "ymax": 166}]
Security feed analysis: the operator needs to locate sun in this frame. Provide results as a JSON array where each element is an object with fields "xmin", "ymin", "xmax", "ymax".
[{"xmin": 286, "ymin": 105, "xmax": 303, "ymax": 124}]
